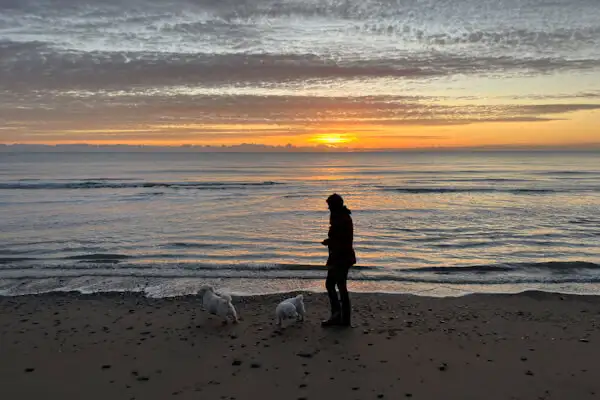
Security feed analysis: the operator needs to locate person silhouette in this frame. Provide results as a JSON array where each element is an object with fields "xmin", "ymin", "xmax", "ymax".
[{"xmin": 321, "ymin": 193, "xmax": 356, "ymax": 327}]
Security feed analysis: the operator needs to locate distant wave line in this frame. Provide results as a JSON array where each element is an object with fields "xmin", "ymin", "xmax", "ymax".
[
  {"xmin": 377, "ymin": 186, "xmax": 598, "ymax": 194},
  {"xmin": 0, "ymin": 180, "xmax": 284, "ymax": 190},
  {"xmin": 1, "ymin": 260, "xmax": 597, "ymax": 273}
]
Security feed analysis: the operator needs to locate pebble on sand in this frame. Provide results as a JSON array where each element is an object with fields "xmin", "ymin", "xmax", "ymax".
[{"xmin": 297, "ymin": 351, "xmax": 316, "ymax": 358}]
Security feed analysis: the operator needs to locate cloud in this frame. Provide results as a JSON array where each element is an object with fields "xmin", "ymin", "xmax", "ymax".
[
  {"xmin": 2, "ymin": 90, "xmax": 600, "ymax": 144},
  {"xmin": 504, "ymin": 91, "xmax": 600, "ymax": 101},
  {"xmin": 3, "ymin": 47, "xmax": 600, "ymax": 92},
  {"xmin": 356, "ymin": 135, "xmax": 446, "ymax": 140},
  {"xmin": 515, "ymin": 103, "xmax": 600, "ymax": 115}
]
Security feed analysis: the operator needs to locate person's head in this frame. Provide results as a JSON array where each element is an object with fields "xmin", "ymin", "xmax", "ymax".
[{"xmin": 326, "ymin": 193, "xmax": 344, "ymax": 211}]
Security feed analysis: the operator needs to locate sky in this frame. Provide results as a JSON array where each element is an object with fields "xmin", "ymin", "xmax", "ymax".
[{"xmin": 1, "ymin": 0, "xmax": 599, "ymax": 150}]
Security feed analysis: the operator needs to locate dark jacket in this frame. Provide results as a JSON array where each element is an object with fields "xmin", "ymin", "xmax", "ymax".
[{"xmin": 324, "ymin": 206, "xmax": 356, "ymax": 268}]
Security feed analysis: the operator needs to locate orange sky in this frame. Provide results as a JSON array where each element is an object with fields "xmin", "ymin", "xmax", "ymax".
[
  {"xmin": 3, "ymin": 70, "xmax": 600, "ymax": 150},
  {"xmin": 5, "ymin": 107, "xmax": 598, "ymax": 149}
]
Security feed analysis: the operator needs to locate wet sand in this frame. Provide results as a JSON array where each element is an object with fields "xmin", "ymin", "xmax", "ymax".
[{"xmin": 1, "ymin": 290, "xmax": 599, "ymax": 400}]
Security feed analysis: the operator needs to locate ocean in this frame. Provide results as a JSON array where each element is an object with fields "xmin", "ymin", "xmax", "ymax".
[{"xmin": 1, "ymin": 151, "xmax": 599, "ymax": 297}]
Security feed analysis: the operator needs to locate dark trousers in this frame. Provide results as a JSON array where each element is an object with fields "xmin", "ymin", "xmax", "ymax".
[{"xmin": 325, "ymin": 266, "xmax": 350, "ymax": 322}]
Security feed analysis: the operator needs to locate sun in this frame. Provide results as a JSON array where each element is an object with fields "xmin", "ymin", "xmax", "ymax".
[{"xmin": 310, "ymin": 134, "xmax": 356, "ymax": 146}]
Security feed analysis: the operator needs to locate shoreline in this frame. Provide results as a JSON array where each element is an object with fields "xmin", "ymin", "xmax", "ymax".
[
  {"xmin": 2, "ymin": 261, "xmax": 600, "ymax": 299},
  {"xmin": 3, "ymin": 287, "xmax": 600, "ymax": 300},
  {"xmin": 2, "ymin": 290, "xmax": 600, "ymax": 399},
  {"xmin": 2, "ymin": 278, "xmax": 600, "ymax": 299},
  {"xmin": 3, "ymin": 287, "xmax": 600, "ymax": 304}
]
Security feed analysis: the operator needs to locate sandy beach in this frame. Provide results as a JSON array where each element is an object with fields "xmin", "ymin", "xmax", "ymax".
[{"xmin": 1, "ymin": 290, "xmax": 599, "ymax": 400}]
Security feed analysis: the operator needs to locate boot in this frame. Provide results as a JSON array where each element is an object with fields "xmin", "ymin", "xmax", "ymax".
[
  {"xmin": 340, "ymin": 309, "xmax": 351, "ymax": 327},
  {"xmin": 340, "ymin": 315, "xmax": 351, "ymax": 327},
  {"xmin": 321, "ymin": 312, "xmax": 342, "ymax": 327},
  {"xmin": 340, "ymin": 300, "xmax": 351, "ymax": 327}
]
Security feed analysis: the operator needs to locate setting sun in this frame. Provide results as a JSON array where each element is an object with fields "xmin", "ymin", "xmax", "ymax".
[{"xmin": 310, "ymin": 134, "xmax": 356, "ymax": 146}]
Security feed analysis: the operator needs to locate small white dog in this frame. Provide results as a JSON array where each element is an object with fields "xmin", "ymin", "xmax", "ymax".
[
  {"xmin": 197, "ymin": 285, "xmax": 238, "ymax": 324},
  {"xmin": 275, "ymin": 294, "xmax": 306, "ymax": 327}
]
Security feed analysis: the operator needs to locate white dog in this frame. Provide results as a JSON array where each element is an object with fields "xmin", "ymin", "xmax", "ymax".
[
  {"xmin": 275, "ymin": 294, "xmax": 306, "ymax": 327},
  {"xmin": 197, "ymin": 285, "xmax": 238, "ymax": 324}
]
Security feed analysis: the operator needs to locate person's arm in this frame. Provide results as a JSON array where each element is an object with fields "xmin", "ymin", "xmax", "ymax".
[
  {"xmin": 326, "ymin": 214, "xmax": 350, "ymax": 248},
  {"xmin": 322, "ymin": 215, "xmax": 335, "ymax": 246}
]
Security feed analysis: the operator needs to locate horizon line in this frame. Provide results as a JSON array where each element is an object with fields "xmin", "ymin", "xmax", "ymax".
[{"xmin": 2, "ymin": 143, "xmax": 600, "ymax": 153}]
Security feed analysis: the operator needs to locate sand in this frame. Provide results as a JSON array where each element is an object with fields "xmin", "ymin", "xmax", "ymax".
[{"xmin": 1, "ymin": 290, "xmax": 599, "ymax": 400}]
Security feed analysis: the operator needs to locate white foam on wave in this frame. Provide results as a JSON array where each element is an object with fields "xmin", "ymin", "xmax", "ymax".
[
  {"xmin": 2, "ymin": 259, "xmax": 600, "ymax": 299},
  {"xmin": 2, "ymin": 275, "xmax": 600, "ymax": 299}
]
